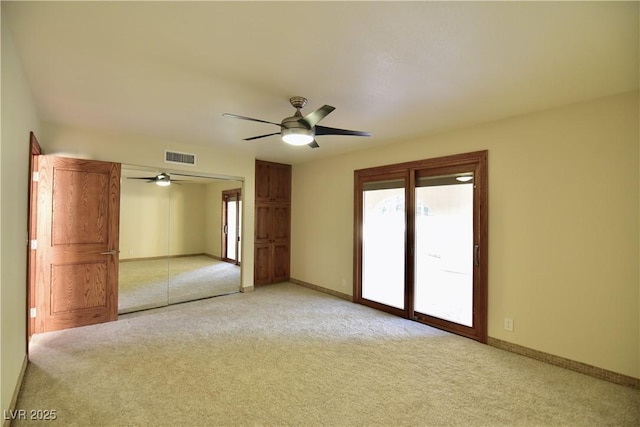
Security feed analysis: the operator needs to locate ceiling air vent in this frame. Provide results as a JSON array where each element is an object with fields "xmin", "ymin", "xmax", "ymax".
[{"xmin": 165, "ymin": 150, "xmax": 196, "ymax": 166}]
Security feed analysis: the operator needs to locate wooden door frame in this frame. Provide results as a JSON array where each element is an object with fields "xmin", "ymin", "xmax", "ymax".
[
  {"xmin": 354, "ymin": 150, "xmax": 488, "ymax": 343},
  {"xmin": 26, "ymin": 132, "xmax": 42, "ymax": 344}
]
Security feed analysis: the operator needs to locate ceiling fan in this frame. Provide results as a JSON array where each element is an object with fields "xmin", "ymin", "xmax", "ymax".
[
  {"xmin": 223, "ymin": 96, "xmax": 371, "ymax": 148},
  {"xmin": 126, "ymin": 172, "xmax": 177, "ymax": 186}
]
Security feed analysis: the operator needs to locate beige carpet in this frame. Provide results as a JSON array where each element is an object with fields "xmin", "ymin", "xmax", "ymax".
[
  {"xmin": 118, "ymin": 255, "xmax": 240, "ymax": 313},
  {"xmin": 16, "ymin": 283, "xmax": 640, "ymax": 426}
]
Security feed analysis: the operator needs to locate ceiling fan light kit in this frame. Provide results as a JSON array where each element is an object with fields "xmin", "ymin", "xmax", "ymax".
[
  {"xmin": 282, "ymin": 132, "xmax": 314, "ymax": 146},
  {"xmin": 223, "ymin": 96, "xmax": 370, "ymax": 149},
  {"xmin": 153, "ymin": 172, "xmax": 171, "ymax": 186},
  {"xmin": 281, "ymin": 124, "xmax": 314, "ymax": 146}
]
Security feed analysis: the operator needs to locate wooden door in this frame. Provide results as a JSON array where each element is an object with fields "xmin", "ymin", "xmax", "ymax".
[
  {"xmin": 270, "ymin": 163, "xmax": 291, "ymax": 202},
  {"xmin": 255, "ymin": 204, "xmax": 271, "ymax": 243},
  {"xmin": 255, "ymin": 161, "xmax": 272, "ymax": 202},
  {"xmin": 255, "ymin": 160, "xmax": 291, "ymax": 202},
  {"xmin": 271, "ymin": 242, "xmax": 290, "ymax": 282},
  {"xmin": 271, "ymin": 204, "xmax": 290, "ymax": 241},
  {"xmin": 254, "ymin": 160, "xmax": 291, "ymax": 286},
  {"xmin": 254, "ymin": 243, "xmax": 272, "ymax": 285},
  {"xmin": 35, "ymin": 156, "xmax": 121, "ymax": 333}
]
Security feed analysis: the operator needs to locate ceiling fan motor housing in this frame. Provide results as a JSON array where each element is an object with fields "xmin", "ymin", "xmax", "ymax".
[
  {"xmin": 289, "ymin": 96, "xmax": 308, "ymax": 109},
  {"xmin": 282, "ymin": 97, "xmax": 311, "ymax": 132}
]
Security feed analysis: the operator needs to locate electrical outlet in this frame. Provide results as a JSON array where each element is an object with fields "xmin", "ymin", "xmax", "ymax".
[{"xmin": 504, "ymin": 318, "xmax": 514, "ymax": 332}]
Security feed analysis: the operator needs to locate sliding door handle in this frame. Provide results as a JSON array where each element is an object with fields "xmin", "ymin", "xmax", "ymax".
[{"xmin": 473, "ymin": 244, "xmax": 480, "ymax": 267}]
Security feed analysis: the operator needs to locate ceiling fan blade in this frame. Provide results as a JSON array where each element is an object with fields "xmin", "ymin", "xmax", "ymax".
[
  {"xmin": 243, "ymin": 132, "xmax": 281, "ymax": 141},
  {"xmin": 222, "ymin": 113, "xmax": 281, "ymax": 127},
  {"xmin": 308, "ymin": 140, "xmax": 320, "ymax": 149},
  {"xmin": 315, "ymin": 125, "xmax": 371, "ymax": 137},
  {"xmin": 171, "ymin": 173, "xmax": 212, "ymax": 179},
  {"xmin": 301, "ymin": 105, "xmax": 335, "ymax": 128},
  {"xmin": 127, "ymin": 177, "xmax": 157, "ymax": 180}
]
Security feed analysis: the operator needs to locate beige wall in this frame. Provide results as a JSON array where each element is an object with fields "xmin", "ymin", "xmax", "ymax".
[
  {"xmin": 120, "ymin": 177, "xmax": 171, "ymax": 259},
  {"xmin": 40, "ymin": 122, "xmax": 255, "ymax": 289},
  {"xmin": 1, "ymin": 14, "xmax": 41, "ymax": 417},
  {"xmin": 291, "ymin": 91, "xmax": 640, "ymax": 379},
  {"xmin": 120, "ymin": 177, "xmax": 244, "ymax": 260},
  {"xmin": 168, "ymin": 184, "xmax": 206, "ymax": 256}
]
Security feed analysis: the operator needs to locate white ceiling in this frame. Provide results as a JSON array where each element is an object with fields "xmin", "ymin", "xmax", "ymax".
[{"xmin": 3, "ymin": 1, "xmax": 638, "ymax": 165}]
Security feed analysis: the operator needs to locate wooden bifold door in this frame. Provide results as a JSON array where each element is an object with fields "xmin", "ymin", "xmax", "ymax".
[{"xmin": 254, "ymin": 160, "xmax": 291, "ymax": 285}]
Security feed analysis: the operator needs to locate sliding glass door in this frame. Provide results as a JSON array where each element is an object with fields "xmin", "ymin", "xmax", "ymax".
[
  {"xmin": 354, "ymin": 151, "xmax": 488, "ymax": 342},
  {"xmin": 414, "ymin": 170, "xmax": 474, "ymax": 327},
  {"xmin": 223, "ymin": 189, "xmax": 242, "ymax": 264}
]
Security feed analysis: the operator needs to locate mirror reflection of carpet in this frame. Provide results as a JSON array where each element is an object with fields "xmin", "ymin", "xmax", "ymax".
[{"xmin": 118, "ymin": 255, "xmax": 240, "ymax": 313}]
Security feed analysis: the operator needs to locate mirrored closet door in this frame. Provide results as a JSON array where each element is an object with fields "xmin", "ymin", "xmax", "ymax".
[{"xmin": 118, "ymin": 166, "xmax": 243, "ymax": 314}]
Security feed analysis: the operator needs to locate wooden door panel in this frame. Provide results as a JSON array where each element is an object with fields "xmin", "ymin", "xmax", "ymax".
[
  {"xmin": 52, "ymin": 169, "xmax": 109, "ymax": 245},
  {"xmin": 271, "ymin": 204, "xmax": 290, "ymax": 242},
  {"xmin": 36, "ymin": 156, "xmax": 120, "ymax": 333},
  {"xmin": 272, "ymin": 242, "xmax": 290, "ymax": 282},
  {"xmin": 51, "ymin": 261, "xmax": 108, "ymax": 313},
  {"xmin": 255, "ymin": 161, "xmax": 271, "ymax": 202},
  {"xmin": 271, "ymin": 163, "xmax": 291, "ymax": 202},
  {"xmin": 255, "ymin": 204, "xmax": 271, "ymax": 242},
  {"xmin": 256, "ymin": 160, "xmax": 291, "ymax": 202},
  {"xmin": 254, "ymin": 243, "xmax": 271, "ymax": 285}
]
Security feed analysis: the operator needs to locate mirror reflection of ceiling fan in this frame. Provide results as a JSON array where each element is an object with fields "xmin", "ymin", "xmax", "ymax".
[
  {"xmin": 126, "ymin": 172, "xmax": 179, "ymax": 186},
  {"xmin": 223, "ymin": 96, "xmax": 371, "ymax": 148}
]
